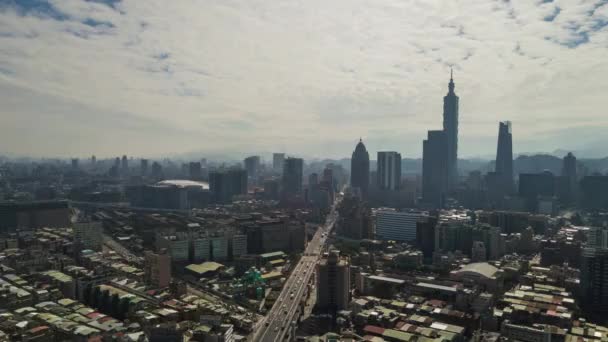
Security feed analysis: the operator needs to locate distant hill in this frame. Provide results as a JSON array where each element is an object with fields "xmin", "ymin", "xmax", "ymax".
[
  {"xmin": 111, "ymin": 149, "xmax": 608, "ymax": 176},
  {"xmin": 514, "ymin": 154, "xmax": 563, "ymax": 175}
]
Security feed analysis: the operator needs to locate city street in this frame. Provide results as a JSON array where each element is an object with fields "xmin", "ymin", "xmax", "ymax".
[{"xmin": 253, "ymin": 197, "xmax": 341, "ymax": 342}]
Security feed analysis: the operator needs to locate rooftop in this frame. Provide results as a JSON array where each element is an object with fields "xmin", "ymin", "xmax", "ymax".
[
  {"xmin": 186, "ymin": 262, "xmax": 224, "ymax": 275},
  {"xmin": 451, "ymin": 262, "xmax": 499, "ymax": 279},
  {"xmin": 368, "ymin": 275, "xmax": 406, "ymax": 285},
  {"xmin": 415, "ymin": 282, "xmax": 458, "ymax": 293},
  {"xmin": 156, "ymin": 179, "xmax": 209, "ymax": 190},
  {"xmin": 260, "ymin": 251, "xmax": 286, "ymax": 259}
]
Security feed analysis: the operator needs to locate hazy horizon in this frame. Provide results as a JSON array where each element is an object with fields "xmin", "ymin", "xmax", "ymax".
[{"xmin": 2, "ymin": 0, "xmax": 608, "ymax": 159}]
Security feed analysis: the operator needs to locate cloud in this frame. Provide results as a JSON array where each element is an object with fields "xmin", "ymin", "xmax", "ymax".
[{"xmin": 1, "ymin": 0, "xmax": 608, "ymax": 159}]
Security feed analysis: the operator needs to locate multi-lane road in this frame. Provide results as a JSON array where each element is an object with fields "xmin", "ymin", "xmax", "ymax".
[{"xmin": 253, "ymin": 197, "xmax": 341, "ymax": 342}]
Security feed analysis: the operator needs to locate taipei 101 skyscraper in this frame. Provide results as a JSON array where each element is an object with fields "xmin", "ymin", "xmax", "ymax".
[{"xmin": 443, "ymin": 69, "xmax": 459, "ymax": 191}]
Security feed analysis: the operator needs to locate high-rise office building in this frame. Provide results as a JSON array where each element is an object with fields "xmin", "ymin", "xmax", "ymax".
[
  {"xmin": 495, "ymin": 121, "xmax": 514, "ymax": 194},
  {"xmin": 189, "ymin": 162, "xmax": 202, "ymax": 180},
  {"xmin": 316, "ymin": 250, "xmax": 350, "ymax": 312},
  {"xmin": 244, "ymin": 156, "xmax": 261, "ymax": 183},
  {"xmin": 519, "ymin": 171, "xmax": 555, "ymax": 211},
  {"xmin": 562, "ymin": 152, "xmax": 577, "ymax": 180},
  {"xmin": 322, "ymin": 166, "xmax": 335, "ymax": 202},
  {"xmin": 151, "ymin": 161, "xmax": 163, "ymax": 179},
  {"xmin": 443, "ymin": 69, "xmax": 459, "ymax": 191},
  {"xmin": 422, "ymin": 130, "xmax": 448, "ymax": 208},
  {"xmin": 71, "ymin": 158, "xmax": 79, "ymax": 170},
  {"xmin": 416, "ymin": 215, "xmax": 438, "ymax": 260},
  {"xmin": 91, "ymin": 155, "xmax": 96, "ymax": 166},
  {"xmin": 376, "ymin": 210, "xmax": 423, "ymax": 242},
  {"xmin": 560, "ymin": 152, "xmax": 578, "ymax": 204},
  {"xmin": 581, "ymin": 176, "xmax": 608, "ymax": 210},
  {"xmin": 145, "ymin": 250, "xmax": 171, "ymax": 288},
  {"xmin": 309, "ymin": 173, "xmax": 319, "ymax": 186},
  {"xmin": 140, "ymin": 159, "xmax": 149, "ymax": 176},
  {"xmin": 121, "ymin": 155, "xmax": 129, "ymax": 175},
  {"xmin": 350, "ymin": 139, "xmax": 370, "ymax": 196},
  {"xmin": 322, "ymin": 167, "xmax": 333, "ymax": 185},
  {"xmin": 73, "ymin": 221, "xmax": 103, "ymax": 252},
  {"xmin": 209, "ymin": 169, "xmax": 247, "ymax": 203},
  {"xmin": 377, "ymin": 151, "xmax": 401, "ymax": 191},
  {"xmin": 471, "ymin": 241, "xmax": 487, "ymax": 262},
  {"xmin": 282, "ymin": 157, "xmax": 303, "ymax": 196},
  {"xmin": 586, "ymin": 226, "xmax": 608, "ymax": 249},
  {"xmin": 113, "ymin": 157, "xmax": 120, "ymax": 175},
  {"xmin": 581, "ymin": 247, "xmax": 608, "ymax": 314},
  {"xmin": 263, "ymin": 178, "xmax": 280, "ymax": 200},
  {"xmin": 273, "ymin": 153, "xmax": 285, "ymax": 173},
  {"xmin": 309, "ymin": 172, "xmax": 331, "ymax": 210},
  {"xmin": 337, "ymin": 191, "xmax": 372, "ymax": 240}
]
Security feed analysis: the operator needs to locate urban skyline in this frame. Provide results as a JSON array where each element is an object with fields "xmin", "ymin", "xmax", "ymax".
[
  {"xmin": 2, "ymin": 1, "xmax": 608, "ymax": 158},
  {"xmin": 4, "ymin": 2, "xmax": 608, "ymax": 342}
]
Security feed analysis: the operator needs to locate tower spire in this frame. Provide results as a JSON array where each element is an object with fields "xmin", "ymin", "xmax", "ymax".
[{"xmin": 448, "ymin": 67, "xmax": 455, "ymax": 94}]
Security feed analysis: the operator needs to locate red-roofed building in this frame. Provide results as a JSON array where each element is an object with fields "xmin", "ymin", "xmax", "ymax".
[
  {"xmin": 25, "ymin": 325, "xmax": 53, "ymax": 341},
  {"xmin": 363, "ymin": 325, "xmax": 385, "ymax": 336},
  {"xmin": 87, "ymin": 312, "xmax": 103, "ymax": 319}
]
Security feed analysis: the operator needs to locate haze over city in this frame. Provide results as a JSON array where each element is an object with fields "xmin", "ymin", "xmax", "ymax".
[
  {"xmin": 6, "ymin": 1, "xmax": 608, "ymax": 342},
  {"xmin": 2, "ymin": 0, "xmax": 608, "ymax": 158}
]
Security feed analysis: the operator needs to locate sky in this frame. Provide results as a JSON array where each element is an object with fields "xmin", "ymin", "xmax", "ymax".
[{"xmin": 1, "ymin": 0, "xmax": 608, "ymax": 160}]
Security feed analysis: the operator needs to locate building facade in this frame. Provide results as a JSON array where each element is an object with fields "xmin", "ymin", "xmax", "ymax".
[
  {"xmin": 144, "ymin": 250, "xmax": 171, "ymax": 288},
  {"xmin": 443, "ymin": 71, "xmax": 459, "ymax": 191},
  {"xmin": 316, "ymin": 250, "xmax": 350, "ymax": 312},
  {"xmin": 209, "ymin": 169, "xmax": 247, "ymax": 204},
  {"xmin": 243, "ymin": 156, "xmax": 261, "ymax": 184},
  {"xmin": 272, "ymin": 153, "xmax": 285, "ymax": 173},
  {"xmin": 350, "ymin": 139, "xmax": 370, "ymax": 196},
  {"xmin": 581, "ymin": 247, "xmax": 608, "ymax": 314},
  {"xmin": 495, "ymin": 121, "xmax": 514, "ymax": 196},
  {"xmin": 375, "ymin": 210, "xmax": 422, "ymax": 242},
  {"xmin": 73, "ymin": 221, "xmax": 103, "ymax": 252},
  {"xmin": 377, "ymin": 151, "xmax": 401, "ymax": 191},
  {"xmin": 282, "ymin": 157, "xmax": 304, "ymax": 197},
  {"xmin": 422, "ymin": 130, "xmax": 448, "ymax": 208}
]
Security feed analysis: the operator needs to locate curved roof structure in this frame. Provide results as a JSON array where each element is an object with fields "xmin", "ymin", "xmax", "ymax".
[
  {"xmin": 452, "ymin": 262, "xmax": 498, "ymax": 279},
  {"xmin": 156, "ymin": 179, "xmax": 209, "ymax": 190},
  {"xmin": 353, "ymin": 138, "xmax": 369, "ymax": 158}
]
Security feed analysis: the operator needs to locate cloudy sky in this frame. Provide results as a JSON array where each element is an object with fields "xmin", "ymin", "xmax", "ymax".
[{"xmin": 1, "ymin": 0, "xmax": 608, "ymax": 159}]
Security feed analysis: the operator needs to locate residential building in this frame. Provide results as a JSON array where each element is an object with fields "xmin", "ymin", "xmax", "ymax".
[
  {"xmin": 317, "ymin": 250, "xmax": 350, "ymax": 312},
  {"xmin": 73, "ymin": 221, "xmax": 103, "ymax": 252},
  {"xmin": 145, "ymin": 250, "xmax": 171, "ymax": 288}
]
